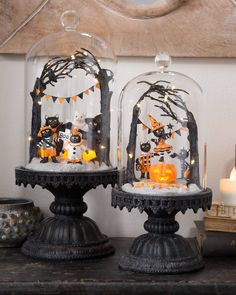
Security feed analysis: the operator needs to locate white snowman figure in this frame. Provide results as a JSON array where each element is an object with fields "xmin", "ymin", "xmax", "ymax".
[
  {"xmin": 72, "ymin": 111, "xmax": 89, "ymax": 132},
  {"xmin": 64, "ymin": 128, "xmax": 86, "ymax": 164}
]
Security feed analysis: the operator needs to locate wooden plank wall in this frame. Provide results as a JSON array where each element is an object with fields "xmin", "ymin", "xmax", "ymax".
[{"xmin": 0, "ymin": 0, "xmax": 235, "ymax": 57}]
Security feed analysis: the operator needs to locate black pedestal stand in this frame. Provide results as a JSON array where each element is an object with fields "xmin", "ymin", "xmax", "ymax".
[
  {"xmin": 112, "ymin": 188, "xmax": 212, "ymax": 274},
  {"xmin": 16, "ymin": 167, "xmax": 117, "ymax": 260}
]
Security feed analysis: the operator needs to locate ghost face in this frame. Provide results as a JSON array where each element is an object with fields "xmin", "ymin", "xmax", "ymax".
[{"xmin": 74, "ymin": 112, "xmax": 86, "ymax": 122}]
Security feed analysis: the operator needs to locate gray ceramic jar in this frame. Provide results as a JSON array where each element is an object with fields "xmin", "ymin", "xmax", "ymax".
[{"xmin": 0, "ymin": 198, "xmax": 43, "ymax": 247}]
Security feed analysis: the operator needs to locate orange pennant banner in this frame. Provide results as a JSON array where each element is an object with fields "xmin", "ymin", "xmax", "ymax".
[
  {"xmin": 71, "ymin": 95, "xmax": 77, "ymax": 102},
  {"xmin": 42, "ymin": 82, "xmax": 99, "ymax": 104},
  {"xmin": 44, "ymin": 94, "xmax": 51, "ymax": 101},
  {"xmin": 58, "ymin": 97, "xmax": 64, "ymax": 104}
]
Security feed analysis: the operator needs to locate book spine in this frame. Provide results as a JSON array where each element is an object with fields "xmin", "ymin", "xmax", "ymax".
[
  {"xmin": 204, "ymin": 216, "xmax": 236, "ymax": 233},
  {"xmin": 202, "ymin": 235, "xmax": 236, "ymax": 256},
  {"xmin": 206, "ymin": 203, "xmax": 236, "ymax": 219}
]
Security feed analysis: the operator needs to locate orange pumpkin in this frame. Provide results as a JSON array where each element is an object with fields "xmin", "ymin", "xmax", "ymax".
[{"xmin": 149, "ymin": 163, "xmax": 177, "ymax": 183}]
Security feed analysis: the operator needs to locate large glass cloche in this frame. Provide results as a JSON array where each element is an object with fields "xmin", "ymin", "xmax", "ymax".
[
  {"xmin": 25, "ymin": 10, "xmax": 117, "ymax": 172},
  {"xmin": 117, "ymin": 53, "xmax": 207, "ymax": 196}
]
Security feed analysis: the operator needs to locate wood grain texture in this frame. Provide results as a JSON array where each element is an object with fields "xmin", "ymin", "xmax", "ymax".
[
  {"xmin": 0, "ymin": 238, "xmax": 235, "ymax": 294},
  {"xmin": 95, "ymin": 0, "xmax": 187, "ymax": 18},
  {"xmin": 0, "ymin": 0, "xmax": 236, "ymax": 57}
]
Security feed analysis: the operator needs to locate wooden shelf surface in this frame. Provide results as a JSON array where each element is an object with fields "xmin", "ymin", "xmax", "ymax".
[{"xmin": 0, "ymin": 237, "xmax": 235, "ymax": 295}]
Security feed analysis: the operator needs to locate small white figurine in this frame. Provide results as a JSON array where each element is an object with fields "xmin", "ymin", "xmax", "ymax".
[
  {"xmin": 64, "ymin": 128, "xmax": 86, "ymax": 164},
  {"xmin": 72, "ymin": 111, "xmax": 89, "ymax": 132}
]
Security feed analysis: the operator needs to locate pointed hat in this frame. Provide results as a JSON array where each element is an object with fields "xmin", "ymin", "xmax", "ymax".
[{"xmin": 147, "ymin": 114, "xmax": 165, "ymax": 132}]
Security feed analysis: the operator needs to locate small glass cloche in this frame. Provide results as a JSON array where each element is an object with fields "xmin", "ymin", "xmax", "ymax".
[
  {"xmin": 25, "ymin": 10, "xmax": 117, "ymax": 172},
  {"xmin": 118, "ymin": 53, "xmax": 207, "ymax": 196}
]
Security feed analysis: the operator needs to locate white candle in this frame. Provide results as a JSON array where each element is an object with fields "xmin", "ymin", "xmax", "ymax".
[{"xmin": 220, "ymin": 168, "xmax": 236, "ymax": 205}]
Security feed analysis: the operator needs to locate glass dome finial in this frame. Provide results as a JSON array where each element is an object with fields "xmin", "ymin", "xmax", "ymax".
[
  {"xmin": 60, "ymin": 10, "xmax": 79, "ymax": 32},
  {"xmin": 155, "ymin": 52, "xmax": 171, "ymax": 72}
]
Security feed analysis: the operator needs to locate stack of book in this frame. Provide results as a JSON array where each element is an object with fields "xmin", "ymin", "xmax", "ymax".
[{"xmin": 195, "ymin": 202, "xmax": 236, "ymax": 256}]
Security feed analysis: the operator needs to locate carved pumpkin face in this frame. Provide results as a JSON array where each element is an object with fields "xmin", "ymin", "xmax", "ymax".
[{"xmin": 149, "ymin": 163, "xmax": 177, "ymax": 183}]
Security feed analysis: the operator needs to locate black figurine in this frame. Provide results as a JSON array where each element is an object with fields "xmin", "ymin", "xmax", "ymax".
[
  {"xmin": 44, "ymin": 115, "xmax": 67, "ymax": 156},
  {"xmin": 37, "ymin": 126, "xmax": 58, "ymax": 163},
  {"xmin": 136, "ymin": 141, "xmax": 153, "ymax": 179}
]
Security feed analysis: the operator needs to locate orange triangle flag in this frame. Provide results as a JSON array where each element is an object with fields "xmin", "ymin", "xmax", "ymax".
[
  {"xmin": 44, "ymin": 94, "xmax": 51, "ymax": 101},
  {"xmin": 84, "ymin": 89, "xmax": 89, "ymax": 95},
  {"xmin": 171, "ymin": 131, "xmax": 175, "ymax": 139},
  {"xmin": 95, "ymin": 82, "xmax": 100, "ymax": 89},
  {"xmin": 58, "ymin": 97, "xmax": 64, "ymax": 104},
  {"xmin": 71, "ymin": 95, "xmax": 77, "ymax": 102},
  {"xmin": 36, "ymin": 88, "xmax": 41, "ymax": 95}
]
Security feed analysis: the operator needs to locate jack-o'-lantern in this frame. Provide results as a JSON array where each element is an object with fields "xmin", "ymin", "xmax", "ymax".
[{"xmin": 149, "ymin": 163, "xmax": 177, "ymax": 183}]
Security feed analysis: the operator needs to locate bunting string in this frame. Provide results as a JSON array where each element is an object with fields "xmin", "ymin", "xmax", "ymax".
[
  {"xmin": 35, "ymin": 82, "xmax": 100, "ymax": 104},
  {"xmin": 138, "ymin": 120, "xmax": 188, "ymax": 138}
]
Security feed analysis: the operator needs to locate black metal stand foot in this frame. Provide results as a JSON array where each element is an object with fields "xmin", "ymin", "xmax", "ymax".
[
  {"xmin": 22, "ymin": 215, "xmax": 114, "ymax": 260},
  {"xmin": 112, "ymin": 187, "xmax": 212, "ymax": 274},
  {"xmin": 119, "ymin": 234, "xmax": 203, "ymax": 274},
  {"xmin": 119, "ymin": 211, "xmax": 203, "ymax": 274},
  {"xmin": 16, "ymin": 168, "xmax": 117, "ymax": 260}
]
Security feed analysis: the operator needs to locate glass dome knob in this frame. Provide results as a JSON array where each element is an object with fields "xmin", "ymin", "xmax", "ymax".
[
  {"xmin": 60, "ymin": 10, "xmax": 80, "ymax": 31},
  {"xmin": 155, "ymin": 52, "xmax": 171, "ymax": 72}
]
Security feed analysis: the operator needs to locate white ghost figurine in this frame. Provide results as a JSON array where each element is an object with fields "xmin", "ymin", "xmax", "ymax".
[{"xmin": 72, "ymin": 112, "xmax": 89, "ymax": 132}]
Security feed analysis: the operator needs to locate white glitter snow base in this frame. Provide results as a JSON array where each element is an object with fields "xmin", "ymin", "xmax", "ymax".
[
  {"xmin": 122, "ymin": 183, "xmax": 201, "ymax": 196},
  {"xmin": 26, "ymin": 158, "xmax": 111, "ymax": 172}
]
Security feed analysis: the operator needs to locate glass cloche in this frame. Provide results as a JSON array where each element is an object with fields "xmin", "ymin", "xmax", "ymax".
[
  {"xmin": 25, "ymin": 10, "xmax": 117, "ymax": 172},
  {"xmin": 118, "ymin": 53, "xmax": 207, "ymax": 196}
]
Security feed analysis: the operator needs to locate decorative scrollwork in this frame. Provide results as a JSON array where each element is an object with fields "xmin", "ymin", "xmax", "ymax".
[
  {"xmin": 112, "ymin": 187, "xmax": 212, "ymax": 215},
  {"xmin": 16, "ymin": 167, "xmax": 117, "ymax": 191}
]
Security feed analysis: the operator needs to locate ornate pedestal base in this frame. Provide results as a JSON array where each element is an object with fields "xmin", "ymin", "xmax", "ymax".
[
  {"xmin": 16, "ymin": 167, "xmax": 117, "ymax": 260},
  {"xmin": 22, "ymin": 216, "xmax": 114, "ymax": 260},
  {"xmin": 112, "ymin": 188, "xmax": 212, "ymax": 274}
]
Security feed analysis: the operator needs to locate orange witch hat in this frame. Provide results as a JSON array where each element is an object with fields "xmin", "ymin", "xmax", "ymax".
[
  {"xmin": 147, "ymin": 114, "xmax": 165, "ymax": 132},
  {"xmin": 37, "ymin": 126, "xmax": 52, "ymax": 137}
]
